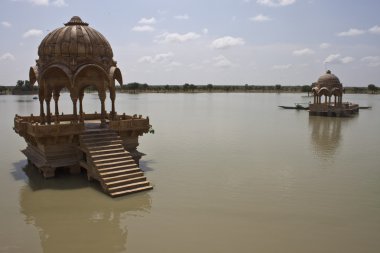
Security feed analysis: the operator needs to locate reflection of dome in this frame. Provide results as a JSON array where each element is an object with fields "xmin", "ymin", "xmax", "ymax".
[
  {"xmin": 37, "ymin": 16, "xmax": 114, "ymax": 70},
  {"xmin": 309, "ymin": 117, "xmax": 342, "ymax": 159},
  {"xmin": 20, "ymin": 164, "xmax": 152, "ymax": 252}
]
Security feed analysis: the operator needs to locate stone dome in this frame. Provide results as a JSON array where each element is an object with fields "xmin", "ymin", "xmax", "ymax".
[
  {"xmin": 37, "ymin": 16, "xmax": 114, "ymax": 71},
  {"xmin": 316, "ymin": 70, "xmax": 342, "ymax": 90}
]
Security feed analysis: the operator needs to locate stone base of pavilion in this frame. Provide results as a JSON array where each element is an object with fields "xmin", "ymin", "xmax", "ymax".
[
  {"xmin": 14, "ymin": 112, "xmax": 153, "ymax": 197},
  {"xmin": 309, "ymin": 102, "xmax": 359, "ymax": 117}
]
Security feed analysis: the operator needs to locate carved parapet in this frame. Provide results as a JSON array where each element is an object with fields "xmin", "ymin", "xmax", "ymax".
[{"xmin": 108, "ymin": 117, "xmax": 150, "ymax": 134}]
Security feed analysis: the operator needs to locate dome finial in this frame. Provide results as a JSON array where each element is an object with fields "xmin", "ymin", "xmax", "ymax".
[
  {"xmin": 326, "ymin": 70, "xmax": 331, "ymax": 74},
  {"xmin": 65, "ymin": 16, "xmax": 88, "ymax": 26}
]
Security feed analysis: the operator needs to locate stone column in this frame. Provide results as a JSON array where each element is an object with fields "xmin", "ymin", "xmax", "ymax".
[
  {"xmin": 39, "ymin": 96, "xmax": 45, "ymax": 124},
  {"xmin": 110, "ymin": 90, "xmax": 116, "ymax": 119},
  {"xmin": 71, "ymin": 95, "xmax": 78, "ymax": 123},
  {"xmin": 98, "ymin": 90, "xmax": 106, "ymax": 127},
  {"xmin": 79, "ymin": 91, "xmax": 84, "ymax": 122},
  {"xmin": 45, "ymin": 94, "xmax": 52, "ymax": 125},
  {"xmin": 53, "ymin": 91, "xmax": 60, "ymax": 123}
]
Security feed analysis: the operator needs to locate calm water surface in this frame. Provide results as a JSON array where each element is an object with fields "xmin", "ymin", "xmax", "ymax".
[{"xmin": 0, "ymin": 93, "xmax": 379, "ymax": 253}]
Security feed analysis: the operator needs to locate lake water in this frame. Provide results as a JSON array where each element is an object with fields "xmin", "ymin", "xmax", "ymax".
[{"xmin": 0, "ymin": 93, "xmax": 379, "ymax": 253}]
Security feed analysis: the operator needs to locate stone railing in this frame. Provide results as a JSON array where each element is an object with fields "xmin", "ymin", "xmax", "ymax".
[
  {"xmin": 309, "ymin": 102, "xmax": 359, "ymax": 112},
  {"xmin": 109, "ymin": 115, "xmax": 150, "ymax": 132},
  {"xmin": 14, "ymin": 113, "xmax": 150, "ymax": 137},
  {"xmin": 14, "ymin": 114, "xmax": 85, "ymax": 137}
]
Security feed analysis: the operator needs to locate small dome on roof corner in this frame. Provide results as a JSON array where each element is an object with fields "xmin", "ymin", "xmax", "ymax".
[{"xmin": 316, "ymin": 69, "xmax": 343, "ymax": 90}]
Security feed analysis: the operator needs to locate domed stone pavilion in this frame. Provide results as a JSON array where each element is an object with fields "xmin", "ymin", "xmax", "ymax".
[
  {"xmin": 309, "ymin": 70, "xmax": 359, "ymax": 117},
  {"xmin": 14, "ymin": 17, "xmax": 153, "ymax": 197}
]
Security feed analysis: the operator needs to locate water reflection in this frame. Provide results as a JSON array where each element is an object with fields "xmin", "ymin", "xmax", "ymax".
[
  {"xmin": 18, "ymin": 164, "xmax": 152, "ymax": 253},
  {"xmin": 309, "ymin": 117, "xmax": 343, "ymax": 160}
]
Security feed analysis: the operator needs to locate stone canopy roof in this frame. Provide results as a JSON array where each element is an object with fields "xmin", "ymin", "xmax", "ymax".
[
  {"xmin": 312, "ymin": 70, "xmax": 343, "ymax": 96},
  {"xmin": 315, "ymin": 70, "xmax": 342, "ymax": 91},
  {"xmin": 36, "ymin": 16, "xmax": 115, "ymax": 73}
]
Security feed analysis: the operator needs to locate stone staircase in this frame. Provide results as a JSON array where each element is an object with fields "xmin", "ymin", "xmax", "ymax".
[{"xmin": 79, "ymin": 128, "xmax": 153, "ymax": 197}]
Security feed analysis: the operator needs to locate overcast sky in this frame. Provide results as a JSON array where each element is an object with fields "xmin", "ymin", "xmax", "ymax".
[{"xmin": 1, "ymin": 0, "xmax": 380, "ymax": 86}]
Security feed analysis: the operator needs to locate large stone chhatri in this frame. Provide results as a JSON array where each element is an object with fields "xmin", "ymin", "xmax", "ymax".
[
  {"xmin": 309, "ymin": 70, "xmax": 359, "ymax": 117},
  {"xmin": 14, "ymin": 16, "xmax": 153, "ymax": 197}
]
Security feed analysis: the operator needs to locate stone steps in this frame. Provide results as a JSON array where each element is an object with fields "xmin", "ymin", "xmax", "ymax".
[
  {"xmin": 79, "ymin": 128, "xmax": 153, "ymax": 197},
  {"xmin": 110, "ymin": 185, "xmax": 154, "ymax": 198}
]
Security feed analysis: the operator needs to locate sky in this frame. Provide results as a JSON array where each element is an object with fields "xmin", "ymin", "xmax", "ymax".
[{"xmin": 0, "ymin": 0, "xmax": 380, "ymax": 86}]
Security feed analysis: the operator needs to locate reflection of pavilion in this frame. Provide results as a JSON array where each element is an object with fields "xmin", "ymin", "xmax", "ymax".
[
  {"xmin": 310, "ymin": 70, "xmax": 359, "ymax": 117},
  {"xmin": 309, "ymin": 117, "xmax": 343, "ymax": 159},
  {"xmin": 13, "ymin": 17, "xmax": 153, "ymax": 197},
  {"xmin": 19, "ymin": 164, "xmax": 152, "ymax": 252}
]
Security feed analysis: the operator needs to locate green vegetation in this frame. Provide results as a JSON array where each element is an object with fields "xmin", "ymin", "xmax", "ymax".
[
  {"xmin": 0, "ymin": 81, "xmax": 378, "ymax": 95},
  {"xmin": 11, "ymin": 80, "xmax": 38, "ymax": 95}
]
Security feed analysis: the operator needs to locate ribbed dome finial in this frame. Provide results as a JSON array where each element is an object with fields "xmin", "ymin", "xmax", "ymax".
[{"xmin": 64, "ymin": 16, "xmax": 88, "ymax": 26}]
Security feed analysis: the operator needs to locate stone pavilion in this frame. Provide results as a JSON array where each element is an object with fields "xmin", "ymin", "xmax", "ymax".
[
  {"xmin": 14, "ymin": 16, "xmax": 153, "ymax": 197},
  {"xmin": 309, "ymin": 70, "xmax": 359, "ymax": 117}
]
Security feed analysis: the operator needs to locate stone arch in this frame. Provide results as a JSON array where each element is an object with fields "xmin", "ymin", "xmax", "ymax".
[
  {"xmin": 108, "ymin": 67, "xmax": 123, "ymax": 118},
  {"xmin": 73, "ymin": 64, "xmax": 110, "ymax": 124}
]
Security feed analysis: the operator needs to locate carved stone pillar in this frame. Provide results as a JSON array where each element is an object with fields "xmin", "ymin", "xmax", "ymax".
[
  {"xmin": 79, "ymin": 91, "xmax": 84, "ymax": 122},
  {"xmin": 53, "ymin": 91, "xmax": 60, "ymax": 115},
  {"xmin": 98, "ymin": 90, "xmax": 106, "ymax": 127},
  {"xmin": 110, "ymin": 90, "xmax": 116, "ymax": 119},
  {"xmin": 71, "ymin": 95, "xmax": 78, "ymax": 123},
  {"xmin": 39, "ymin": 96, "xmax": 45, "ymax": 124},
  {"xmin": 45, "ymin": 94, "xmax": 52, "ymax": 125}
]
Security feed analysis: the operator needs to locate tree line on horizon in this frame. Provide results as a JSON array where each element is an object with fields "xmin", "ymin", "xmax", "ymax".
[{"xmin": 0, "ymin": 80, "xmax": 379, "ymax": 95}]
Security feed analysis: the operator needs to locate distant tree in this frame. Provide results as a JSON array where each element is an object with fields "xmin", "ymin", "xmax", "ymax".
[
  {"xmin": 301, "ymin": 85, "xmax": 312, "ymax": 96},
  {"xmin": 368, "ymin": 84, "xmax": 378, "ymax": 94},
  {"xmin": 207, "ymin": 83, "xmax": 213, "ymax": 92},
  {"xmin": 189, "ymin": 84, "xmax": 197, "ymax": 92},
  {"xmin": 275, "ymin": 84, "xmax": 282, "ymax": 92},
  {"xmin": 183, "ymin": 83, "xmax": 190, "ymax": 92},
  {"xmin": 141, "ymin": 83, "xmax": 149, "ymax": 91},
  {"xmin": 16, "ymin": 80, "xmax": 24, "ymax": 88},
  {"xmin": 126, "ymin": 82, "xmax": 140, "ymax": 93}
]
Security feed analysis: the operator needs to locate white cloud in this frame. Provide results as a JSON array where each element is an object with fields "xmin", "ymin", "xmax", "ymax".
[
  {"xmin": 337, "ymin": 28, "xmax": 365, "ymax": 37},
  {"xmin": 361, "ymin": 56, "xmax": 380, "ymax": 67},
  {"xmin": 174, "ymin": 14, "xmax": 189, "ymax": 20},
  {"xmin": 132, "ymin": 25, "xmax": 155, "ymax": 32},
  {"xmin": 256, "ymin": 0, "xmax": 296, "ymax": 7},
  {"xmin": 320, "ymin": 43, "xmax": 330, "ymax": 49},
  {"xmin": 341, "ymin": 56, "xmax": 354, "ymax": 64},
  {"xmin": 138, "ymin": 52, "xmax": 174, "ymax": 64},
  {"xmin": 202, "ymin": 28, "xmax": 209, "ymax": 35},
  {"xmin": 156, "ymin": 32, "xmax": 200, "ymax": 43},
  {"xmin": 23, "ymin": 29, "xmax": 43, "ymax": 38},
  {"xmin": 0, "ymin": 52, "xmax": 15, "ymax": 61},
  {"xmin": 324, "ymin": 54, "xmax": 341, "ymax": 64},
  {"xmin": 28, "ymin": 0, "xmax": 67, "ymax": 6},
  {"xmin": 324, "ymin": 54, "xmax": 354, "ymax": 64},
  {"xmin": 273, "ymin": 64, "xmax": 292, "ymax": 70},
  {"xmin": 211, "ymin": 36, "xmax": 245, "ymax": 49},
  {"xmin": 52, "ymin": 0, "xmax": 66, "ymax": 7},
  {"xmin": 369, "ymin": 25, "xmax": 380, "ymax": 34},
  {"xmin": 249, "ymin": 14, "xmax": 271, "ymax": 22},
  {"xmin": 1, "ymin": 21, "xmax": 12, "ymax": 28},
  {"xmin": 213, "ymin": 55, "xmax": 233, "ymax": 68},
  {"xmin": 293, "ymin": 48, "xmax": 314, "ymax": 56},
  {"xmin": 29, "ymin": 0, "xmax": 49, "ymax": 5},
  {"xmin": 138, "ymin": 17, "xmax": 156, "ymax": 25}
]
